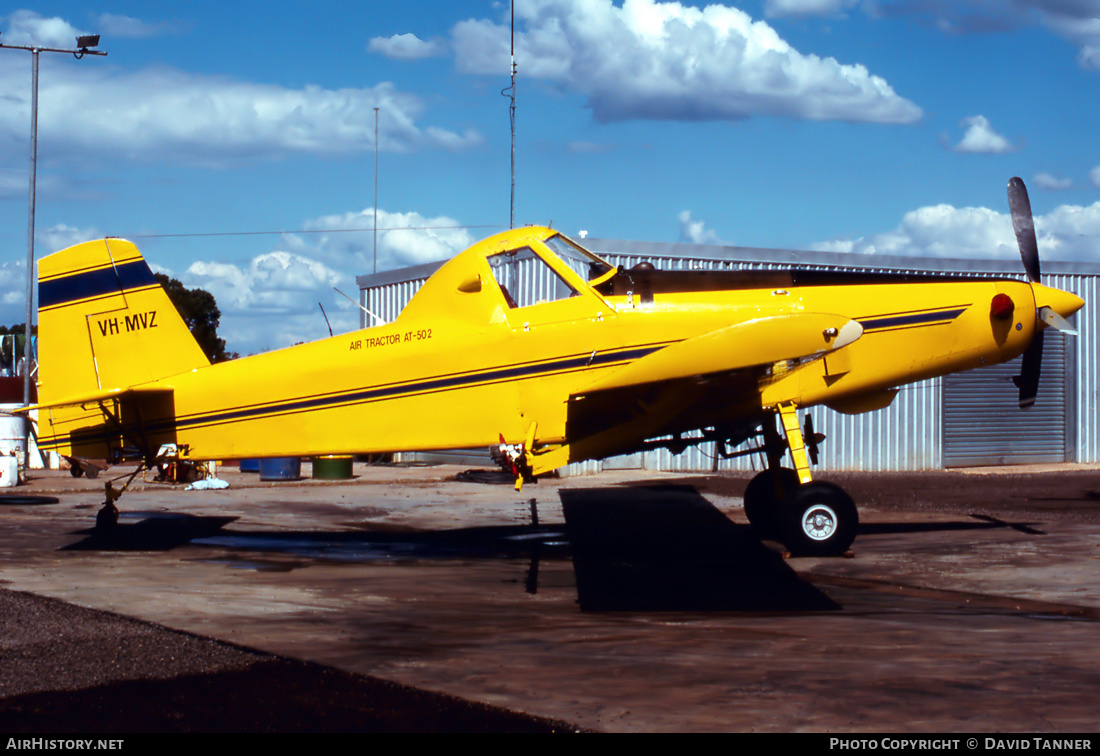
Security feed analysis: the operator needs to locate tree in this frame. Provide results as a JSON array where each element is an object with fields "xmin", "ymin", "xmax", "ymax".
[{"xmin": 154, "ymin": 274, "xmax": 237, "ymax": 362}]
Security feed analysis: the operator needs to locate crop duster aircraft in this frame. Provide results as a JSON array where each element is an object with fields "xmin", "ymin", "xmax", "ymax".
[{"xmin": 29, "ymin": 178, "xmax": 1083, "ymax": 555}]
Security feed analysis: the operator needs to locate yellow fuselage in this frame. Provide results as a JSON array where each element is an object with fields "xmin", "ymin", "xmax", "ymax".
[{"xmin": 35, "ymin": 227, "xmax": 1082, "ymax": 477}]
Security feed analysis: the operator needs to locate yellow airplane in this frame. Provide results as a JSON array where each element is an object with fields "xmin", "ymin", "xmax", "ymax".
[{"xmin": 30, "ymin": 177, "xmax": 1083, "ymax": 555}]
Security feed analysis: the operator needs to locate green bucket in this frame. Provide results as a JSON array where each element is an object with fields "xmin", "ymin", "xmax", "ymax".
[{"xmin": 312, "ymin": 455, "xmax": 354, "ymax": 480}]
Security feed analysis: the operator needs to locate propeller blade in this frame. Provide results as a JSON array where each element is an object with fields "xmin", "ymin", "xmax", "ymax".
[
  {"xmin": 1038, "ymin": 305, "xmax": 1078, "ymax": 335},
  {"xmin": 1012, "ymin": 328, "xmax": 1044, "ymax": 409},
  {"xmin": 1007, "ymin": 177, "xmax": 1040, "ymax": 283}
]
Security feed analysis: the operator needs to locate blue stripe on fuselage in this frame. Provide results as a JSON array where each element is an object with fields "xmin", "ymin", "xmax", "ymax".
[{"xmin": 859, "ymin": 306, "xmax": 968, "ymax": 332}]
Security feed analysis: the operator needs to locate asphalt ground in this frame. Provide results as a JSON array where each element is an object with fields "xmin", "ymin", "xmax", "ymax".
[{"xmin": 1, "ymin": 462, "xmax": 1099, "ymax": 733}]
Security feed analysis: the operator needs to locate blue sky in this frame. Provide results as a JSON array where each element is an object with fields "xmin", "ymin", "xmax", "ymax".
[{"xmin": 1, "ymin": 1, "xmax": 1098, "ymax": 354}]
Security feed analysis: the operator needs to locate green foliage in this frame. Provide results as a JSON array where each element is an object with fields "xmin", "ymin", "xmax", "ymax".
[{"xmin": 154, "ymin": 274, "xmax": 237, "ymax": 362}]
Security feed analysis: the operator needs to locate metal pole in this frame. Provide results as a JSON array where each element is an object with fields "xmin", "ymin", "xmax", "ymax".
[
  {"xmin": 373, "ymin": 107, "xmax": 379, "ymax": 275},
  {"xmin": 509, "ymin": 3, "xmax": 516, "ymax": 229},
  {"xmin": 22, "ymin": 49, "xmax": 38, "ymax": 462},
  {"xmin": 0, "ymin": 36, "xmax": 107, "ymax": 469}
]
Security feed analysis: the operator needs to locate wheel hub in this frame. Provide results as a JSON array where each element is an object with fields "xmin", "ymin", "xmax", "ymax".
[{"xmin": 801, "ymin": 504, "xmax": 837, "ymax": 541}]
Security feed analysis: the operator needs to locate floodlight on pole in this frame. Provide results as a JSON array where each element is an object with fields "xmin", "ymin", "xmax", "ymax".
[{"xmin": 0, "ymin": 33, "xmax": 107, "ymax": 467}]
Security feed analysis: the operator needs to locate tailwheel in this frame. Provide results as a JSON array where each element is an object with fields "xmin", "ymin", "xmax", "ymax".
[
  {"xmin": 780, "ymin": 481, "xmax": 858, "ymax": 557},
  {"xmin": 743, "ymin": 468, "xmax": 799, "ymax": 539},
  {"xmin": 95, "ymin": 499, "xmax": 119, "ymax": 530}
]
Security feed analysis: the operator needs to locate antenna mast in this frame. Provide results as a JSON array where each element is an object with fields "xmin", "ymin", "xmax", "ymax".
[
  {"xmin": 373, "ymin": 106, "xmax": 379, "ymax": 274},
  {"xmin": 506, "ymin": 2, "xmax": 516, "ymax": 228}
]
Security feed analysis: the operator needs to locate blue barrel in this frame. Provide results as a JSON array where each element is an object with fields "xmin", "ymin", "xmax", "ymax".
[
  {"xmin": 239, "ymin": 458, "xmax": 260, "ymax": 473},
  {"xmin": 258, "ymin": 457, "xmax": 301, "ymax": 481}
]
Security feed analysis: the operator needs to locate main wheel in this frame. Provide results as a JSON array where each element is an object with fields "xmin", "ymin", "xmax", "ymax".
[
  {"xmin": 780, "ymin": 481, "xmax": 858, "ymax": 557},
  {"xmin": 743, "ymin": 468, "xmax": 800, "ymax": 539}
]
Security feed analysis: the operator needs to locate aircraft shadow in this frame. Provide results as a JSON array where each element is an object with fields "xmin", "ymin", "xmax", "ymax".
[
  {"xmin": 559, "ymin": 485, "xmax": 838, "ymax": 613},
  {"xmin": 856, "ymin": 515, "xmax": 1046, "ymax": 537},
  {"xmin": 187, "ymin": 524, "xmax": 570, "ymax": 564},
  {"xmin": 62, "ymin": 512, "xmax": 569, "ymax": 563},
  {"xmin": 63, "ymin": 512, "xmax": 240, "ymax": 552}
]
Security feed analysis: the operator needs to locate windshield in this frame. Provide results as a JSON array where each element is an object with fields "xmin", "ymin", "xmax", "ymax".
[{"xmin": 542, "ymin": 234, "xmax": 615, "ymax": 283}]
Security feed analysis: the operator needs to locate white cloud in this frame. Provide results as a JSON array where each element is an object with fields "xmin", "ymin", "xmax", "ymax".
[
  {"xmin": 813, "ymin": 200, "xmax": 1100, "ymax": 262},
  {"xmin": 0, "ymin": 169, "xmax": 27, "ymax": 199},
  {"xmin": 368, "ymin": 33, "xmax": 447, "ymax": 60},
  {"xmin": 764, "ymin": 0, "xmax": 861, "ymax": 17},
  {"xmin": 11, "ymin": 207, "xmax": 480, "ymax": 354},
  {"xmin": 181, "ymin": 208, "xmax": 479, "ymax": 353},
  {"xmin": 35, "ymin": 223, "xmax": 103, "ymax": 254},
  {"xmin": 0, "ymin": 260, "xmax": 27, "ymax": 310},
  {"xmin": 1, "ymin": 9, "xmax": 88, "ymax": 47},
  {"xmin": 567, "ymin": 140, "xmax": 614, "ymax": 154},
  {"xmin": 0, "ymin": 13, "xmax": 480, "ymax": 167},
  {"xmin": 0, "ymin": 69, "xmax": 479, "ymax": 165},
  {"xmin": 284, "ymin": 208, "xmax": 476, "ymax": 272},
  {"xmin": 1034, "ymin": 5, "xmax": 1100, "ymax": 71},
  {"xmin": 96, "ymin": 13, "xmax": 177, "ymax": 39},
  {"xmin": 678, "ymin": 210, "xmax": 726, "ymax": 245},
  {"xmin": 0, "ymin": 224, "xmax": 105, "ymax": 326},
  {"xmin": 821, "ymin": 1, "xmax": 1100, "ymax": 72},
  {"xmin": 1033, "ymin": 172, "xmax": 1073, "ymax": 190},
  {"xmin": 184, "ymin": 251, "xmax": 350, "ymax": 353},
  {"xmin": 187, "ymin": 252, "xmax": 343, "ymax": 311},
  {"xmin": 952, "ymin": 115, "xmax": 1015, "ymax": 154},
  {"xmin": 4, "ymin": 9, "xmax": 176, "ymax": 46},
  {"xmin": 449, "ymin": 0, "xmax": 922, "ymax": 124}
]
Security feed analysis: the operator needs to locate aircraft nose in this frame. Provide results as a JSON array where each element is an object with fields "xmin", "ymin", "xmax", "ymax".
[{"xmin": 1033, "ymin": 283, "xmax": 1085, "ymax": 320}]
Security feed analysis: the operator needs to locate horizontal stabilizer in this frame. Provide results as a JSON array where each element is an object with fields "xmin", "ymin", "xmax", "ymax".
[
  {"xmin": 22, "ymin": 386, "xmax": 174, "ymax": 414},
  {"xmin": 583, "ymin": 313, "xmax": 862, "ymax": 394}
]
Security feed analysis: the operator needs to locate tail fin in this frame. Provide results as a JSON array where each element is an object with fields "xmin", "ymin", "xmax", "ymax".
[{"xmin": 38, "ymin": 238, "xmax": 210, "ymax": 404}]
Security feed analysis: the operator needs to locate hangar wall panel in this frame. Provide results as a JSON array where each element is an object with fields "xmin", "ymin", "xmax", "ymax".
[
  {"xmin": 943, "ymin": 331, "xmax": 1069, "ymax": 466},
  {"xmin": 1064, "ymin": 275, "xmax": 1100, "ymax": 462}
]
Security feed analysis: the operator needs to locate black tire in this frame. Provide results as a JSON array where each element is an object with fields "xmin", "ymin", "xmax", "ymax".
[
  {"xmin": 95, "ymin": 503, "xmax": 119, "ymax": 530},
  {"xmin": 743, "ymin": 468, "xmax": 800, "ymax": 539},
  {"xmin": 780, "ymin": 481, "xmax": 858, "ymax": 557},
  {"xmin": 70, "ymin": 465, "xmax": 84, "ymax": 478}
]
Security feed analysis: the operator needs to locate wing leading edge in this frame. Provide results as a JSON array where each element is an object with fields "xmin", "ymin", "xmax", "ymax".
[{"xmin": 582, "ymin": 312, "xmax": 863, "ymax": 394}]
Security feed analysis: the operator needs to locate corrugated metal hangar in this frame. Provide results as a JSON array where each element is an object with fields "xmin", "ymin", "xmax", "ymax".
[{"xmin": 356, "ymin": 237, "xmax": 1100, "ymax": 474}]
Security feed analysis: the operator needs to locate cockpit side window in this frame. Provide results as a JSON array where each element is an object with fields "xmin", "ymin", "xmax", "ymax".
[{"xmin": 487, "ymin": 247, "xmax": 577, "ymax": 308}]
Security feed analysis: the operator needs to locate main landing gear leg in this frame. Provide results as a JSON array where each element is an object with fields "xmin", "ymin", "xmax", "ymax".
[{"xmin": 743, "ymin": 404, "xmax": 858, "ymax": 557}]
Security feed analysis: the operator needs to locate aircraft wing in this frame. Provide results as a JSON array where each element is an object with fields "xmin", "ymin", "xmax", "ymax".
[
  {"xmin": 583, "ymin": 312, "xmax": 863, "ymax": 394},
  {"xmin": 538, "ymin": 313, "xmax": 864, "ymax": 471}
]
